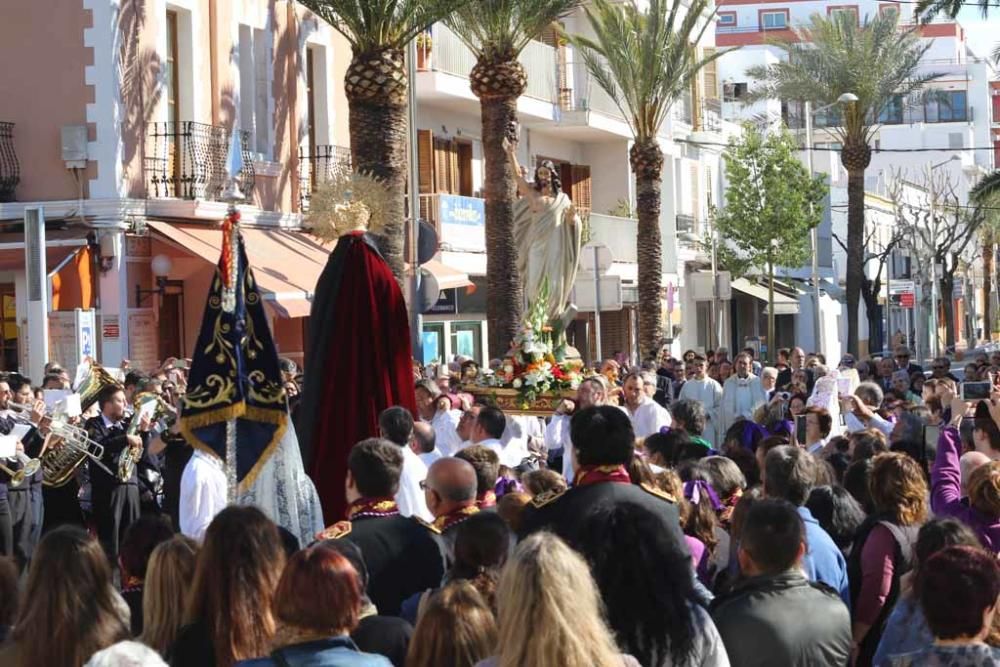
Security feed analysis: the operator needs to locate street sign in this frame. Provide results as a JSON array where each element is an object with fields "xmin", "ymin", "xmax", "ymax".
[
  {"xmin": 888, "ymin": 280, "xmax": 915, "ymax": 295},
  {"xmin": 582, "ymin": 242, "xmax": 614, "ymax": 275},
  {"xmin": 573, "ymin": 273, "xmax": 623, "ymax": 311},
  {"xmin": 888, "ymin": 279, "xmax": 915, "ymax": 309},
  {"xmin": 900, "ymin": 293, "xmax": 914, "ymax": 308}
]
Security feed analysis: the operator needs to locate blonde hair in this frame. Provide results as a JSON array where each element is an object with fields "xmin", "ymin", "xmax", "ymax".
[
  {"xmin": 140, "ymin": 535, "xmax": 199, "ymax": 656},
  {"xmin": 495, "ymin": 533, "xmax": 622, "ymax": 667},
  {"xmin": 968, "ymin": 461, "xmax": 1000, "ymax": 518}
]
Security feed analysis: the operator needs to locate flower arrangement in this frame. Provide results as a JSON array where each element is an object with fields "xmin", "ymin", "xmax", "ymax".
[{"xmin": 481, "ymin": 286, "xmax": 584, "ymax": 408}]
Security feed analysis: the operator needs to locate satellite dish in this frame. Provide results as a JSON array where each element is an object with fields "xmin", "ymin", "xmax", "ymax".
[{"xmin": 417, "ymin": 269, "xmax": 441, "ymax": 313}]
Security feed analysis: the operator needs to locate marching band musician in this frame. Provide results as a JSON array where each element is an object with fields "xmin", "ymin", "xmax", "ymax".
[
  {"xmin": 11, "ymin": 376, "xmax": 48, "ymax": 552},
  {"xmin": 85, "ymin": 384, "xmax": 152, "ymax": 564},
  {"xmin": 0, "ymin": 379, "xmax": 32, "ymax": 571}
]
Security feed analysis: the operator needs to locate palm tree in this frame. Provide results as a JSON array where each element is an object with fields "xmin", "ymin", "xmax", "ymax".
[
  {"xmin": 746, "ymin": 11, "xmax": 939, "ymax": 356},
  {"xmin": 569, "ymin": 0, "xmax": 721, "ymax": 358},
  {"xmin": 299, "ymin": 0, "xmax": 463, "ymax": 279},
  {"xmin": 446, "ymin": 0, "xmax": 579, "ymax": 356},
  {"xmin": 972, "ymin": 179, "xmax": 1000, "ymax": 339}
]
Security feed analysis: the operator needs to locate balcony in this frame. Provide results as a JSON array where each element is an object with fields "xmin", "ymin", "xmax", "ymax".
[
  {"xmin": 702, "ymin": 98, "xmax": 723, "ymax": 132},
  {"xmin": 672, "ymin": 91, "xmax": 694, "ymax": 126},
  {"xmin": 588, "ymin": 213, "xmax": 637, "ymax": 263},
  {"xmin": 298, "ymin": 145, "xmax": 352, "ymax": 212},
  {"xmin": 145, "ymin": 121, "xmax": 255, "ymax": 201},
  {"xmin": 420, "ymin": 25, "xmax": 556, "ymax": 104},
  {"xmin": 0, "ymin": 123, "xmax": 18, "ymax": 203}
]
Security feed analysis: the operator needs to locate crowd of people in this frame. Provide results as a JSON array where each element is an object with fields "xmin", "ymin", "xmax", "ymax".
[{"xmin": 0, "ymin": 343, "xmax": 999, "ymax": 667}]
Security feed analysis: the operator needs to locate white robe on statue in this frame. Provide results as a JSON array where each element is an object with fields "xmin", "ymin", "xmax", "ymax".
[
  {"xmin": 513, "ymin": 191, "xmax": 582, "ymax": 320},
  {"xmin": 238, "ymin": 420, "xmax": 325, "ymax": 547},
  {"xmin": 678, "ymin": 377, "xmax": 724, "ymax": 448}
]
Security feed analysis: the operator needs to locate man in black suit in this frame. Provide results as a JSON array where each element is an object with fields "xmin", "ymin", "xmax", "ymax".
[
  {"xmin": 317, "ymin": 438, "xmax": 446, "ymax": 616},
  {"xmin": 893, "ymin": 345, "xmax": 923, "ymax": 376},
  {"xmin": 85, "ymin": 385, "xmax": 151, "ymax": 563},
  {"xmin": 518, "ymin": 405, "xmax": 687, "ymax": 564}
]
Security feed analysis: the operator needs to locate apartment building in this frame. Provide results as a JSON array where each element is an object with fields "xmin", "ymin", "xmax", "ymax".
[
  {"xmin": 413, "ymin": 6, "xmax": 737, "ymax": 363},
  {"xmin": 0, "ymin": 0, "xmax": 361, "ymax": 375},
  {"xmin": 712, "ymin": 0, "xmax": 997, "ymax": 355}
]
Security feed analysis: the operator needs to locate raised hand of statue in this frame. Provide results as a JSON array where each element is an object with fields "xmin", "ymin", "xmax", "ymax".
[
  {"xmin": 563, "ymin": 203, "xmax": 577, "ymax": 225},
  {"xmin": 502, "ymin": 136, "xmax": 516, "ymax": 155}
]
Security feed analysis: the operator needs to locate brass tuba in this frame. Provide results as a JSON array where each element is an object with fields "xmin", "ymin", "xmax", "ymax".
[{"xmin": 40, "ymin": 361, "xmax": 121, "ymax": 487}]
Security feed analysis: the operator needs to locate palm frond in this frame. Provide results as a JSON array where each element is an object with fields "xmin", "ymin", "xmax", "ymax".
[
  {"xmin": 915, "ymin": 0, "xmax": 988, "ymax": 19},
  {"xmin": 568, "ymin": 0, "xmax": 727, "ymax": 141},
  {"xmin": 972, "ymin": 171, "xmax": 1000, "ymax": 206},
  {"xmin": 743, "ymin": 11, "xmax": 941, "ymax": 146},
  {"xmin": 300, "ymin": 0, "xmax": 466, "ymax": 52},
  {"xmin": 445, "ymin": 0, "xmax": 580, "ymax": 61}
]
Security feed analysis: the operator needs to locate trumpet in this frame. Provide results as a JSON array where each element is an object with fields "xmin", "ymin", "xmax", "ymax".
[
  {"xmin": 6, "ymin": 401, "xmax": 40, "ymax": 423},
  {"xmin": 0, "ymin": 454, "xmax": 41, "ymax": 488}
]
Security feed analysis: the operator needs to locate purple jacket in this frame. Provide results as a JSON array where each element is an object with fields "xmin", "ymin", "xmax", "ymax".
[{"xmin": 932, "ymin": 426, "xmax": 1000, "ymax": 553}]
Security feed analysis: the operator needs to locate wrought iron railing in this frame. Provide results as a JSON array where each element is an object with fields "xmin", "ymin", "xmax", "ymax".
[
  {"xmin": 702, "ymin": 98, "xmax": 723, "ymax": 132},
  {"xmin": 144, "ymin": 121, "xmax": 255, "ymax": 201},
  {"xmin": 0, "ymin": 123, "xmax": 19, "ymax": 203},
  {"xmin": 298, "ymin": 145, "xmax": 352, "ymax": 212}
]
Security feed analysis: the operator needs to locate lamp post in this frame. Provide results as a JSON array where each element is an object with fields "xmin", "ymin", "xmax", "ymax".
[
  {"xmin": 803, "ymin": 93, "xmax": 857, "ymax": 357},
  {"xmin": 927, "ymin": 155, "xmax": 959, "ymax": 358}
]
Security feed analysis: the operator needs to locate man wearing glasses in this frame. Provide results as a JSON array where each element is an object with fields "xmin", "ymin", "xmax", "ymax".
[
  {"xmin": 893, "ymin": 345, "xmax": 923, "ymax": 376},
  {"xmin": 930, "ymin": 356, "xmax": 959, "ymax": 382}
]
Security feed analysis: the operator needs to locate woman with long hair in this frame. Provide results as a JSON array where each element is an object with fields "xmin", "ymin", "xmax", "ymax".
[
  {"xmin": 406, "ymin": 581, "xmax": 496, "ymax": 667},
  {"xmin": 848, "ymin": 452, "xmax": 929, "ymax": 666},
  {"xmin": 579, "ymin": 502, "xmax": 728, "ymax": 666},
  {"xmin": 0, "ymin": 526, "xmax": 129, "ymax": 666},
  {"xmin": 481, "ymin": 532, "xmax": 638, "ymax": 667},
  {"xmin": 236, "ymin": 544, "xmax": 390, "ymax": 666},
  {"xmin": 170, "ymin": 506, "xmax": 286, "ymax": 667},
  {"xmin": 139, "ymin": 535, "xmax": 199, "ymax": 658}
]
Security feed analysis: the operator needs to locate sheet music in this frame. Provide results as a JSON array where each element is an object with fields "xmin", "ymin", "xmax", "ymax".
[{"xmin": 0, "ymin": 435, "xmax": 16, "ymax": 458}]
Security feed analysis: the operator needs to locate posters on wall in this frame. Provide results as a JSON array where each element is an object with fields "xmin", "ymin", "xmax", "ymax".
[
  {"xmin": 48, "ymin": 309, "xmax": 96, "ymax": 379},
  {"xmin": 128, "ymin": 311, "xmax": 159, "ymax": 374}
]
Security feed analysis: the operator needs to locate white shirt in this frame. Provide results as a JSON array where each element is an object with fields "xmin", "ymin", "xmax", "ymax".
[
  {"xmin": 426, "ymin": 409, "xmax": 464, "ymax": 457},
  {"xmin": 845, "ymin": 411, "xmax": 893, "ymax": 437},
  {"xmin": 397, "ymin": 446, "xmax": 432, "ymax": 522},
  {"xmin": 720, "ymin": 375, "xmax": 767, "ymax": 434},
  {"xmin": 624, "ymin": 396, "xmax": 672, "ymax": 439},
  {"xmin": 678, "ymin": 376, "xmax": 724, "ymax": 447},
  {"xmin": 476, "ymin": 437, "xmax": 529, "ymax": 468},
  {"xmin": 417, "ymin": 448, "xmax": 443, "ymax": 468},
  {"xmin": 179, "ymin": 449, "xmax": 227, "ymax": 543},
  {"xmin": 807, "ymin": 439, "xmax": 827, "ymax": 455},
  {"xmin": 546, "ymin": 406, "xmax": 630, "ymax": 484}
]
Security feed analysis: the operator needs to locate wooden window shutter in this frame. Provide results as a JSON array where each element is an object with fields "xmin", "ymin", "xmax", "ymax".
[
  {"xmin": 433, "ymin": 138, "xmax": 459, "ymax": 193},
  {"xmin": 570, "ymin": 164, "xmax": 592, "ymax": 216},
  {"xmin": 417, "ymin": 129, "xmax": 433, "ymax": 194},
  {"xmin": 703, "ymin": 48, "xmax": 718, "ymax": 100}
]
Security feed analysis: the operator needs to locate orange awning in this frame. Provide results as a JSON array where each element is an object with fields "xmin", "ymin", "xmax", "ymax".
[
  {"xmin": 0, "ymin": 229, "xmax": 88, "ymax": 273},
  {"xmin": 147, "ymin": 220, "xmax": 334, "ymax": 318}
]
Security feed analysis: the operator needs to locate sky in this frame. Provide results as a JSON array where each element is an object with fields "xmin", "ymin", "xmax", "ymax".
[{"xmin": 957, "ymin": 6, "xmax": 996, "ymax": 61}]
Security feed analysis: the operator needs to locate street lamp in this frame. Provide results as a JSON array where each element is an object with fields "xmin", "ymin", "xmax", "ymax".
[
  {"xmin": 803, "ymin": 92, "xmax": 857, "ymax": 358},
  {"xmin": 927, "ymin": 155, "xmax": 960, "ymax": 358}
]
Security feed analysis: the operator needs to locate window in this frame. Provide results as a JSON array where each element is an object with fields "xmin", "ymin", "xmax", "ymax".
[
  {"xmin": 939, "ymin": 90, "xmax": 968, "ymax": 122},
  {"xmin": 761, "ymin": 11, "xmax": 787, "ymax": 30},
  {"xmin": 723, "ymin": 81, "xmax": 748, "ymax": 102},
  {"xmin": 239, "ymin": 25, "xmax": 272, "ymax": 158},
  {"xmin": 828, "ymin": 6, "xmax": 859, "ymax": 23},
  {"xmin": 718, "ymin": 12, "xmax": 736, "ymax": 26},
  {"xmin": 878, "ymin": 95, "xmax": 904, "ymax": 124},
  {"xmin": 879, "ymin": 4, "xmax": 899, "ymax": 17}
]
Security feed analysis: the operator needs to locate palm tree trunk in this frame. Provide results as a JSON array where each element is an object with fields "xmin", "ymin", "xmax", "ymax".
[
  {"xmin": 347, "ymin": 93, "xmax": 407, "ymax": 283},
  {"xmin": 845, "ymin": 167, "xmax": 865, "ymax": 356},
  {"xmin": 481, "ymin": 96, "xmax": 522, "ymax": 357},
  {"xmin": 631, "ymin": 139, "xmax": 664, "ymax": 360},
  {"xmin": 984, "ymin": 239, "xmax": 993, "ymax": 339}
]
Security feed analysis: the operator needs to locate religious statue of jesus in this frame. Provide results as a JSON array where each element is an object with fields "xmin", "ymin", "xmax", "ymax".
[{"xmin": 503, "ymin": 137, "xmax": 583, "ymax": 333}]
